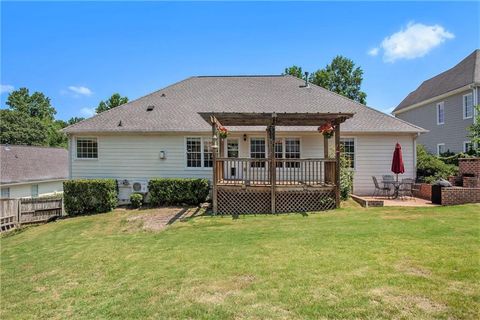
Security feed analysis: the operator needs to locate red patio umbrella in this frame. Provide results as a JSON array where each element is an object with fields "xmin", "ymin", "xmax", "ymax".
[{"xmin": 391, "ymin": 142, "xmax": 405, "ymax": 181}]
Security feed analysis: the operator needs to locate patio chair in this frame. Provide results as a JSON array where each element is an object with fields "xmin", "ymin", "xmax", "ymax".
[
  {"xmin": 382, "ymin": 175, "xmax": 395, "ymax": 187},
  {"xmin": 398, "ymin": 178, "xmax": 415, "ymax": 199},
  {"xmin": 372, "ymin": 176, "xmax": 391, "ymax": 198}
]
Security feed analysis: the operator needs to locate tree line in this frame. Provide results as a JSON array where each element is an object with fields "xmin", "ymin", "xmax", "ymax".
[{"xmin": 0, "ymin": 89, "xmax": 128, "ymax": 148}]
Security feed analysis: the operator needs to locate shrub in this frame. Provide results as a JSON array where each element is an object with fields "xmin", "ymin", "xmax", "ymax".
[
  {"xmin": 148, "ymin": 178, "xmax": 210, "ymax": 206},
  {"xmin": 417, "ymin": 145, "xmax": 457, "ymax": 183},
  {"xmin": 130, "ymin": 193, "xmax": 143, "ymax": 208},
  {"xmin": 64, "ymin": 179, "xmax": 118, "ymax": 216}
]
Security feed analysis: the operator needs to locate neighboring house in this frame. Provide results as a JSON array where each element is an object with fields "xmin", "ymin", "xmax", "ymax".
[
  {"xmin": 63, "ymin": 75, "xmax": 425, "ymax": 200},
  {"xmin": 393, "ymin": 49, "xmax": 479, "ymax": 155},
  {"xmin": 0, "ymin": 145, "xmax": 68, "ymax": 199}
]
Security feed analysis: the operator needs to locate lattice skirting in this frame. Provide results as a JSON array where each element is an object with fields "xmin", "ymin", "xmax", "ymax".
[
  {"xmin": 218, "ymin": 189, "xmax": 271, "ymax": 215},
  {"xmin": 217, "ymin": 188, "xmax": 336, "ymax": 214},
  {"xmin": 275, "ymin": 189, "xmax": 336, "ymax": 213}
]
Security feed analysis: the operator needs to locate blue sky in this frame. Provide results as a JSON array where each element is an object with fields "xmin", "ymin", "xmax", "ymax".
[{"xmin": 1, "ymin": 1, "xmax": 478, "ymax": 120}]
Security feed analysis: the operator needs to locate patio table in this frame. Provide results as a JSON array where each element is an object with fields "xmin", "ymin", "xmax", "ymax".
[{"xmin": 382, "ymin": 180, "xmax": 403, "ymax": 199}]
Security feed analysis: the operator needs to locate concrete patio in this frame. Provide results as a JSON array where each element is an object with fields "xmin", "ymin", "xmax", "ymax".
[{"xmin": 352, "ymin": 194, "xmax": 437, "ymax": 207}]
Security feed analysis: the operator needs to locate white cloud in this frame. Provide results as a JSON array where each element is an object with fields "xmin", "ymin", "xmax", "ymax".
[
  {"xmin": 371, "ymin": 22, "xmax": 454, "ymax": 62},
  {"xmin": 68, "ymin": 86, "xmax": 93, "ymax": 96},
  {"xmin": 80, "ymin": 107, "xmax": 96, "ymax": 117},
  {"xmin": 368, "ymin": 47, "xmax": 379, "ymax": 56},
  {"xmin": 1, "ymin": 84, "xmax": 14, "ymax": 94}
]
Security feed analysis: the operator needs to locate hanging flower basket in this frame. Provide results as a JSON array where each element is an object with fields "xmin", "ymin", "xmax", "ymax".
[
  {"xmin": 218, "ymin": 126, "xmax": 229, "ymax": 139},
  {"xmin": 318, "ymin": 122, "xmax": 334, "ymax": 138}
]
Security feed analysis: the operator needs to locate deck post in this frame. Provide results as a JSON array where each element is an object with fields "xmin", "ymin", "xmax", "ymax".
[
  {"xmin": 269, "ymin": 114, "xmax": 277, "ymax": 214},
  {"xmin": 211, "ymin": 116, "xmax": 218, "ymax": 215},
  {"xmin": 324, "ymin": 134, "xmax": 329, "ymax": 158},
  {"xmin": 334, "ymin": 123, "xmax": 341, "ymax": 208}
]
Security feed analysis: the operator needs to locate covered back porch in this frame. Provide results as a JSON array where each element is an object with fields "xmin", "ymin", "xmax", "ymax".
[{"xmin": 199, "ymin": 112, "xmax": 353, "ymax": 214}]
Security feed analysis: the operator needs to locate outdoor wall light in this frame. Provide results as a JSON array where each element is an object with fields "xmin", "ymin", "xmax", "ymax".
[{"xmin": 159, "ymin": 151, "xmax": 166, "ymax": 159}]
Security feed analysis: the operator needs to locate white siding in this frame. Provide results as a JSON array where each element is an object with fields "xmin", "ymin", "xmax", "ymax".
[
  {"xmin": 70, "ymin": 133, "xmax": 417, "ymax": 199},
  {"xmin": 353, "ymin": 135, "xmax": 415, "ymax": 195},
  {"xmin": 2, "ymin": 180, "xmax": 64, "ymax": 199}
]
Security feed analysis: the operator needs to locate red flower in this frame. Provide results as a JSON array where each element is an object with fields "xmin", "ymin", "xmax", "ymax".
[{"xmin": 318, "ymin": 122, "xmax": 334, "ymax": 133}]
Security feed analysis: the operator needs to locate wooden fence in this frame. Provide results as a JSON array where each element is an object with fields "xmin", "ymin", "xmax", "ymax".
[{"xmin": 0, "ymin": 198, "xmax": 63, "ymax": 231}]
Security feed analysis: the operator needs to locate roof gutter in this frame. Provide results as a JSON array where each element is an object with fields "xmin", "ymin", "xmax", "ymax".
[
  {"xmin": 0, "ymin": 178, "xmax": 67, "ymax": 187},
  {"xmin": 393, "ymin": 84, "xmax": 474, "ymax": 115}
]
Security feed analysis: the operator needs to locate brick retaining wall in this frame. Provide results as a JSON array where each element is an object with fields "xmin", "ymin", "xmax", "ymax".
[
  {"xmin": 442, "ymin": 187, "xmax": 480, "ymax": 205},
  {"xmin": 463, "ymin": 177, "xmax": 480, "ymax": 188},
  {"xmin": 413, "ymin": 183, "xmax": 431, "ymax": 201}
]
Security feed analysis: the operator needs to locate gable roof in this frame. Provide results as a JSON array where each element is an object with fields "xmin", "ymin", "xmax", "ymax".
[
  {"xmin": 63, "ymin": 75, "xmax": 425, "ymax": 134},
  {"xmin": 1, "ymin": 145, "xmax": 68, "ymax": 185},
  {"xmin": 394, "ymin": 49, "xmax": 480, "ymax": 114}
]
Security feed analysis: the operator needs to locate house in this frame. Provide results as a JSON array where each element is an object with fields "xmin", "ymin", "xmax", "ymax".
[
  {"xmin": 63, "ymin": 75, "xmax": 425, "ymax": 212},
  {"xmin": 393, "ymin": 49, "xmax": 479, "ymax": 155},
  {"xmin": 0, "ymin": 145, "xmax": 68, "ymax": 199}
]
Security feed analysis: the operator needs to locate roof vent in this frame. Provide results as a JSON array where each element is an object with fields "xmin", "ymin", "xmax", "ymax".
[
  {"xmin": 146, "ymin": 105, "xmax": 155, "ymax": 111},
  {"xmin": 118, "ymin": 120, "xmax": 123, "ymax": 127},
  {"xmin": 161, "ymin": 93, "xmax": 166, "ymax": 97},
  {"xmin": 304, "ymin": 72, "xmax": 310, "ymax": 88}
]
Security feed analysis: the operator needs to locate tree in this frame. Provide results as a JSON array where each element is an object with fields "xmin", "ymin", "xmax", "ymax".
[
  {"xmin": 67, "ymin": 117, "xmax": 85, "ymax": 126},
  {"xmin": 284, "ymin": 65, "xmax": 304, "ymax": 79},
  {"xmin": 468, "ymin": 105, "xmax": 480, "ymax": 151},
  {"xmin": 284, "ymin": 56, "xmax": 367, "ymax": 104},
  {"xmin": 6, "ymin": 88, "xmax": 56, "ymax": 121},
  {"xmin": 1, "ymin": 88, "xmax": 67, "ymax": 147},
  {"xmin": 0, "ymin": 110, "xmax": 48, "ymax": 145},
  {"xmin": 95, "ymin": 93, "xmax": 128, "ymax": 114},
  {"xmin": 309, "ymin": 56, "xmax": 367, "ymax": 104}
]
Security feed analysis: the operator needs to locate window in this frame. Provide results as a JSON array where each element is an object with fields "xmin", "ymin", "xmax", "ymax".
[
  {"xmin": 463, "ymin": 93, "xmax": 473, "ymax": 119},
  {"xmin": 437, "ymin": 143, "xmax": 445, "ymax": 155},
  {"xmin": 285, "ymin": 138, "xmax": 300, "ymax": 168},
  {"xmin": 186, "ymin": 137, "xmax": 213, "ymax": 168},
  {"xmin": 436, "ymin": 102, "xmax": 445, "ymax": 125},
  {"xmin": 31, "ymin": 184, "xmax": 39, "ymax": 198},
  {"xmin": 203, "ymin": 139, "xmax": 213, "ymax": 168},
  {"xmin": 1, "ymin": 187, "xmax": 10, "ymax": 199},
  {"xmin": 464, "ymin": 141, "xmax": 473, "ymax": 153},
  {"xmin": 76, "ymin": 137, "xmax": 98, "ymax": 159},
  {"xmin": 340, "ymin": 138, "xmax": 355, "ymax": 169},
  {"xmin": 186, "ymin": 137, "xmax": 202, "ymax": 167},
  {"xmin": 226, "ymin": 139, "xmax": 239, "ymax": 158},
  {"xmin": 274, "ymin": 139, "xmax": 283, "ymax": 167},
  {"xmin": 250, "ymin": 138, "xmax": 266, "ymax": 167}
]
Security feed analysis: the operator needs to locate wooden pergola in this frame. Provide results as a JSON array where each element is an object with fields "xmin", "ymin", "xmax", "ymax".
[{"xmin": 199, "ymin": 112, "xmax": 354, "ymax": 214}]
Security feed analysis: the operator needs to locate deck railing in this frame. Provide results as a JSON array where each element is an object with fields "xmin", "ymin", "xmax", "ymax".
[{"xmin": 215, "ymin": 158, "xmax": 336, "ymax": 186}]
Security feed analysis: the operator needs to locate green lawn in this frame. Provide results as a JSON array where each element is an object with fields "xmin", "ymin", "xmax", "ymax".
[{"xmin": 1, "ymin": 202, "xmax": 479, "ymax": 319}]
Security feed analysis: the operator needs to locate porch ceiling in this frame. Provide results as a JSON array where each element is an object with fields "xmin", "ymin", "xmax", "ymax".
[{"xmin": 198, "ymin": 112, "xmax": 354, "ymax": 127}]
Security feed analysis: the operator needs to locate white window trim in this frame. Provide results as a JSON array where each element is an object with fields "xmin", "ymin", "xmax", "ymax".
[
  {"xmin": 1, "ymin": 187, "xmax": 10, "ymax": 199},
  {"xmin": 247, "ymin": 136, "xmax": 303, "ymax": 159},
  {"xmin": 224, "ymin": 138, "xmax": 241, "ymax": 158},
  {"xmin": 437, "ymin": 143, "xmax": 445, "ymax": 156},
  {"xmin": 184, "ymin": 136, "xmax": 213, "ymax": 170},
  {"xmin": 463, "ymin": 93, "xmax": 473, "ymax": 120},
  {"xmin": 31, "ymin": 184, "xmax": 39, "ymax": 198},
  {"xmin": 74, "ymin": 136, "xmax": 99, "ymax": 161},
  {"xmin": 436, "ymin": 101, "xmax": 445, "ymax": 125},
  {"xmin": 463, "ymin": 141, "xmax": 472, "ymax": 153},
  {"xmin": 340, "ymin": 136, "xmax": 356, "ymax": 171}
]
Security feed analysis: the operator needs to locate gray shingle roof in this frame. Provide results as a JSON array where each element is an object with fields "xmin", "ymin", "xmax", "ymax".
[
  {"xmin": 394, "ymin": 49, "xmax": 480, "ymax": 113},
  {"xmin": 63, "ymin": 75, "xmax": 425, "ymax": 134},
  {"xmin": 1, "ymin": 145, "xmax": 68, "ymax": 184}
]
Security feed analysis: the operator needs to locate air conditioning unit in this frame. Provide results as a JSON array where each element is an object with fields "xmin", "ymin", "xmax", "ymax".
[{"xmin": 131, "ymin": 181, "xmax": 148, "ymax": 193}]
